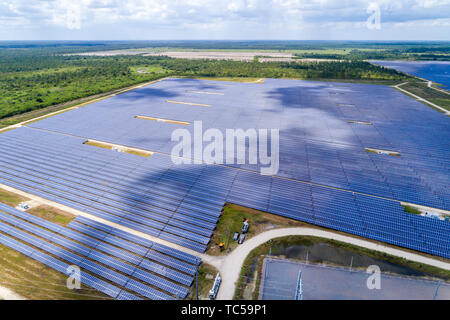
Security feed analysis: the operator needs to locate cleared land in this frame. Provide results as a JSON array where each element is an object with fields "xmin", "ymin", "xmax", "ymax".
[
  {"xmin": 78, "ymin": 50, "xmax": 296, "ymax": 61},
  {"xmin": 207, "ymin": 203, "xmax": 304, "ymax": 255},
  {"xmin": 399, "ymin": 81, "xmax": 450, "ymax": 112},
  {"xmin": 27, "ymin": 205, "xmax": 75, "ymax": 226},
  {"xmin": 0, "ymin": 189, "xmax": 29, "ymax": 207},
  {"xmin": 187, "ymin": 262, "xmax": 218, "ymax": 300}
]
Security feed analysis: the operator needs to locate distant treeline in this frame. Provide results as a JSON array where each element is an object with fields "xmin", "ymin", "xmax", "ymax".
[
  {"xmin": 294, "ymin": 48, "xmax": 450, "ymax": 61},
  {"xmin": 159, "ymin": 58, "xmax": 405, "ymax": 80},
  {"xmin": 0, "ymin": 47, "xmax": 408, "ymax": 121},
  {"xmin": 0, "ymin": 40, "xmax": 449, "ymax": 56}
]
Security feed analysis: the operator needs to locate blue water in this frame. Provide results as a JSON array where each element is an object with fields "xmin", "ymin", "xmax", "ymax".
[{"xmin": 371, "ymin": 60, "xmax": 450, "ymax": 90}]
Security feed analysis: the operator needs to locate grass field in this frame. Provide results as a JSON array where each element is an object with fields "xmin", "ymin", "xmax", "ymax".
[
  {"xmin": 0, "ymin": 244, "xmax": 109, "ymax": 300},
  {"xmin": 27, "ymin": 205, "xmax": 75, "ymax": 226},
  {"xmin": 0, "ymin": 77, "xmax": 167, "ymax": 129},
  {"xmin": 399, "ymin": 81, "xmax": 450, "ymax": 112},
  {"xmin": 187, "ymin": 262, "xmax": 218, "ymax": 300},
  {"xmin": 0, "ymin": 189, "xmax": 29, "ymax": 207},
  {"xmin": 208, "ymin": 203, "xmax": 304, "ymax": 255},
  {"xmin": 403, "ymin": 205, "xmax": 422, "ymax": 215}
]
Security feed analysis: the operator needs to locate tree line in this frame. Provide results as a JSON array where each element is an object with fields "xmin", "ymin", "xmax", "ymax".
[{"xmin": 0, "ymin": 47, "xmax": 408, "ymax": 121}]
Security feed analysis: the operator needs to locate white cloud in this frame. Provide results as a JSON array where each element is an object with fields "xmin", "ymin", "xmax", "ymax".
[{"xmin": 0, "ymin": 0, "xmax": 449, "ymax": 40}]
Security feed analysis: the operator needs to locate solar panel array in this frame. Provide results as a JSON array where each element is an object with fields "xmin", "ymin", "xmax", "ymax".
[
  {"xmin": 28, "ymin": 78, "xmax": 450, "ymax": 210},
  {"xmin": 0, "ymin": 78, "xmax": 448, "ymax": 260},
  {"xmin": 0, "ymin": 126, "xmax": 448, "ymax": 258},
  {"xmin": 0, "ymin": 129, "xmax": 227, "ymax": 252},
  {"xmin": 0, "ymin": 202, "xmax": 200, "ymax": 300}
]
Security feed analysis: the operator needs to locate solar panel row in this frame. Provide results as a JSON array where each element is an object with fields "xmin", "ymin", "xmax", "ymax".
[
  {"xmin": 0, "ymin": 128, "xmax": 448, "ymax": 258},
  {"xmin": 0, "ymin": 77, "xmax": 448, "ymax": 260},
  {"xmin": 74, "ymin": 215, "xmax": 201, "ymax": 266},
  {"xmin": 0, "ymin": 135, "xmax": 224, "ymax": 251},
  {"xmin": 0, "ymin": 203, "xmax": 200, "ymax": 299},
  {"xmin": 26, "ymin": 78, "xmax": 449, "ymax": 209}
]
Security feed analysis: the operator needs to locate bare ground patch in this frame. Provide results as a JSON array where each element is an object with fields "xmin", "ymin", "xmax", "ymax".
[
  {"xmin": 0, "ymin": 188, "xmax": 29, "ymax": 207},
  {"xmin": 0, "ymin": 244, "xmax": 109, "ymax": 300},
  {"xmin": 207, "ymin": 203, "xmax": 304, "ymax": 256},
  {"xmin": 27, "ymin": 205, "xmax": 76, "ymax": 226}
]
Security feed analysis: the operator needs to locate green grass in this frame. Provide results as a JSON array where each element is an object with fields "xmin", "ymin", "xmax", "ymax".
[
  {"xmin": 187, "ymin": 263, "xmax": 218, "ymax": 300},
  {"xmin": 0, "ymin": 189, "xmax": 28, "ymax": 207},
  {"xmin": 0, "ymin": 76, "xmax": 166, "ymax": 129},
  {"xmin": 212, "ymin": 205, "xmax": 249, "ymax": 251},
  {"xmin": 399, "ymin": 81, "xmax": 450, "ymax": 112},
  {"xmin": 429, "ymin": 98, "xmax": 450, "ymax": 110},
  {"xmin": 27, "ymin": 205, "xmax": 75, "ymax": 226},
  {"xmin": 403, "ymin": 205, "xmax": 422, "ymax": 215},
  {"xmin": 209, "ymin": 203, "xmax": 303, "ymax": 254},
  {"xmin": 0, "ymin": 243, "xmax": 109, "ymax": 300}
]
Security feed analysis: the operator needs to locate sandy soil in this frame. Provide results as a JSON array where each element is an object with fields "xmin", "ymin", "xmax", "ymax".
[
  {"xmin": 142, "ymin": 51, "xmax": 294, "ymax": 61},
  {"xmin": 0, "ymin": 286, "xmax": 25, "ymax": 300}
]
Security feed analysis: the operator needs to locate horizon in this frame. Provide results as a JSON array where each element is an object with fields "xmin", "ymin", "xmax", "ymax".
[{"xmin": 1, "ymin": 40, "xmax": 450, "ymax": 42}]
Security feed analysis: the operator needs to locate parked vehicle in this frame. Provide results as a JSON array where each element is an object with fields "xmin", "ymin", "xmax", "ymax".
[
  {"xmin": 241, "ymin": 220, "xmax": 249, "ymax": 233},
  {"xmin": 238, "ymin": 233, "xmax": 246, "ymax": 244},
  {"xmin": 17, "ymin": 202, "xmax": 30, "ymax": 210},
  {"xmin": 209, "ymin": 273, "xmax": 221, "ymax": 300}
]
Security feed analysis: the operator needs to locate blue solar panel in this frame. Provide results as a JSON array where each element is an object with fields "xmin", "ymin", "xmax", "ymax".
[
  {"xmin": 0, "ymin": 204, "xmax": 198, "ymax": 298},
  {"xmin": 0, "ymin": 77, "xmax": 448, "ymax": 260},
  {"xmin": 116, "ymin": 290, "xmax": 141, "ymax": 300}
]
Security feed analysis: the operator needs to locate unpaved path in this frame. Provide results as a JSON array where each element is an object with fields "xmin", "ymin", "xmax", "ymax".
[
  {"xmin": 215, "ymin": 227, "xmax": 450, "ymax": 300},
  {"xmin": 392, "ymin": 82, "xmax": 450, "ymax": 115},
  {"xmin": 1, "ymin": 184, "xmax": 449, "ymax": 301},
  {"xmin": 0, "ymin": 286, "xmax": 24, "ymax": 300}
]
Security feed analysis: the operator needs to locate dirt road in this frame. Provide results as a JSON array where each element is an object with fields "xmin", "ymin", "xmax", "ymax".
[{"xmin": 215, "ymin": 227, "xmax": 450, "ymax": 300}]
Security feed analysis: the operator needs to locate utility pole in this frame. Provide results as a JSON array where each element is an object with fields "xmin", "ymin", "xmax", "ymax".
[
  {"xmin": 349, "ymin": 256, "xmax": 353, "ymax": 272},
  {"xmin": 306, "ymin": 251, "xmax": 309, "ymax": 264},
  {"xmin": 196, "ymin": 270, "xmax": 199, "ymax": 300},
  {"xmin": 295, "ymin": 270, "xmax": 303, "ymax": 300},
  {"xmin": 433, "ymin": 281, "xmax": 441, "ymax": 300}
]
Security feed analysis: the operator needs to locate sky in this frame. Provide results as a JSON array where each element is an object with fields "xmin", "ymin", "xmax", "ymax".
[{"xmin": 0, "ymin": 0, "xmax": 449, "ymax": 41}]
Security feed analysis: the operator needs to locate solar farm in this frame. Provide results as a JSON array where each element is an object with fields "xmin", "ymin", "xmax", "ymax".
[{"xmin": 0, "ymin": 77, "xmax": 449, "ymax": 300}]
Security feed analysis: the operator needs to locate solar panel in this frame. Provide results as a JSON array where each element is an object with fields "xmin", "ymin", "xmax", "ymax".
[{"xmin": 0, "ymin": 77, "xmax": 448, "ymax": 261}]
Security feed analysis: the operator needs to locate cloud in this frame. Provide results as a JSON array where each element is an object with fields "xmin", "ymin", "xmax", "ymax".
[{"xmin": 0, "ymin": 0, "xmax": 449, "ymax": 40}]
